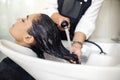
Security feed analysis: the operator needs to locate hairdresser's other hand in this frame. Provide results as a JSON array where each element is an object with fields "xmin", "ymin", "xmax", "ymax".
[{"xmin": 51, "ymin": 12, "xmax": 70, "ymax": 31}]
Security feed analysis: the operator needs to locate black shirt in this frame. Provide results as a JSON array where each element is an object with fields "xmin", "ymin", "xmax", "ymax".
[{"xmin": 0, "ymin": 57, "xmax": 35, "ymax": 80}]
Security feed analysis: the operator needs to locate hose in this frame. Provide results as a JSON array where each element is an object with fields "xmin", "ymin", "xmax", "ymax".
[{"xmin": 85, "ymin": 40, "xmax": 106, "ymax": 54}]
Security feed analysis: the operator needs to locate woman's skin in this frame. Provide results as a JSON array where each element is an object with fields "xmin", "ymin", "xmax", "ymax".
[{"xmin": 9, "ymin": 14, "xmax": 39, "ymax": 47}]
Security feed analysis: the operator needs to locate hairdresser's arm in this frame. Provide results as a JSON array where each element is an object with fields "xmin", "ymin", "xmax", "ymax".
[
  {"xmin": 72, "ymin": 0, "xmax": 104, "ymax": 59},
  {"xmin": 41, "ymin": 0, "xmax": 70, "ymax": 31},
  {"xmin": 74, "ymin": 0, "xmax": 104, "ymax": 39},
  {"xmin": 51, "ymin": 13, "xmax": 70, "ymax": 31}
]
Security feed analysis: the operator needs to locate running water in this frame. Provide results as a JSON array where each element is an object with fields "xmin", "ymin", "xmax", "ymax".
[{"xmin": 64, "ymin": 28, "xmax": 72, "ymax": 53}]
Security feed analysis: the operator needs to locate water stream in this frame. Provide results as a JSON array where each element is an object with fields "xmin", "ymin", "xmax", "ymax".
[{"xmin": 64, "ymin": 28, "xmax": 72, "ymax": 53}]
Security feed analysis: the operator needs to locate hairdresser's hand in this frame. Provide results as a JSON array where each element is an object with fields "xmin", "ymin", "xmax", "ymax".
[
  {"xmin": 71, "ymin": 43, "xmax": 82, "ymax": 60},
  {"xmin": 51, "ymin": 12, "xmax": 70, "ymax": 31},
  {"xmin": 71, "ymin": 32, "xmax": 86, "ymax": 59}
]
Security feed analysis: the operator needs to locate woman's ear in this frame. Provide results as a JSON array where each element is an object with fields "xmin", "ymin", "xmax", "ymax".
[{"xmin": 23, "ymin": 34, "xmax": 35, "ymax": 44}]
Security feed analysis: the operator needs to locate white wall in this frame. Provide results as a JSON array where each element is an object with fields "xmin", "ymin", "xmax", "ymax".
[
  {"xmin": 0, "ymin": 0, "xmax": 120, "ymax": 59},
  {"xmin": 90, "ymin": 0, "xmax": 120, "ymax": 42},
  {"xmin": 0, "ymin": 0, "xmax": 47, "ymax": 60},
  {"xmin": 0, "ymin": 0, "xmax": 46, "ymax": 41},
  {"xmin": 0, "ymin": 0, "xmax": 120, "ymax": 41}
]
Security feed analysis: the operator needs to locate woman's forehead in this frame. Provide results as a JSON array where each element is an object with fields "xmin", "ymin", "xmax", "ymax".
[{"xmin": 28, "ymin": 14, "xmax": 41, "ymax": 21}]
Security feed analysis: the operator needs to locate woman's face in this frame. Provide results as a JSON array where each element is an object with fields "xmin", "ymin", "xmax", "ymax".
[{"xmin": 9, "ymin": 14, "xmax": 40, "ymax": 45}]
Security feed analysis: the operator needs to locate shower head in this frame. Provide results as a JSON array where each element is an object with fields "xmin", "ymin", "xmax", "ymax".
[{"xmin": 61, "ymin": 21, "xmax": 68, "ymax": 29}]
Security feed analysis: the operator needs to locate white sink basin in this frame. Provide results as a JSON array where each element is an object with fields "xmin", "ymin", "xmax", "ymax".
[{"xmin": 0, "ymin": 39, "xmax": 120, "ymax": 80}]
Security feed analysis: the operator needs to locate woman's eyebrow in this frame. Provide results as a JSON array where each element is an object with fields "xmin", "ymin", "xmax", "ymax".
[{"xmin": 27, "ymin": 15, "xmax": 29, "ymax": 20}]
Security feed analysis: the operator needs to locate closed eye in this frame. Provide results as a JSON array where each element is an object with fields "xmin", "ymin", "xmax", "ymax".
[{"xmin": 22, "ymin": 19, "xmax": 25, "ymax": 22}]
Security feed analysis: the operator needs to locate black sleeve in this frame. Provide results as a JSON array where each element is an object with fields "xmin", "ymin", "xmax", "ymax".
[{"xmin": 0, "ymin": 57, "xmax": 35, "ymax": 80}]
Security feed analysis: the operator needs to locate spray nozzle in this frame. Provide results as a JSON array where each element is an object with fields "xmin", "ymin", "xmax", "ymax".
[{"xmin": 61, "ymin": 21, "xmax": 69, "ymax": 29}]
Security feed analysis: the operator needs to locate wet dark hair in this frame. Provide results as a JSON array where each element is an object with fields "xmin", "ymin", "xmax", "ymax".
[{"xmin": 28, "ymin": 14, "xmax": 79, "ymax": 63}]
